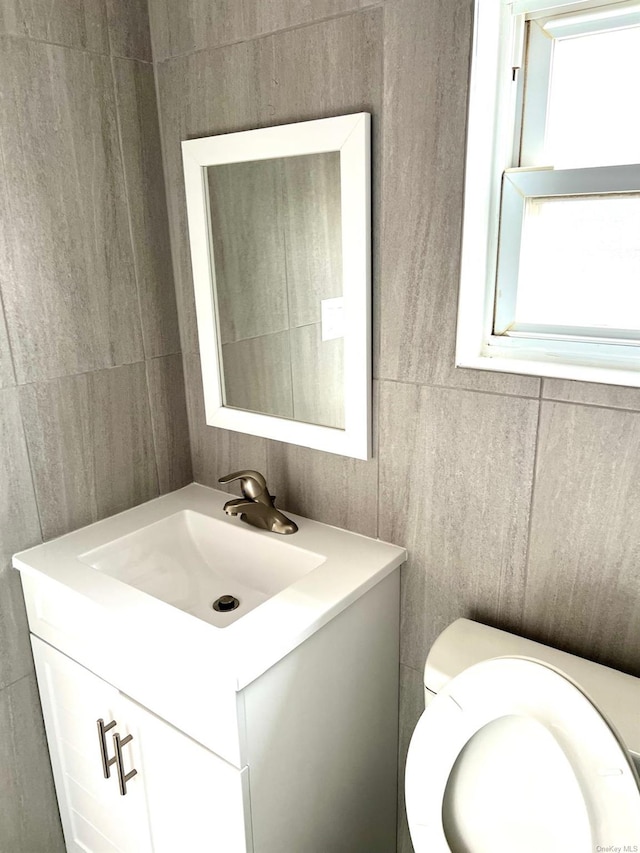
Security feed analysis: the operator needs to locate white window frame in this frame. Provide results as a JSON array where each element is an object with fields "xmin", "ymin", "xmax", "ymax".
[{"xmin": 456, "ymin": 0, "xmax": 640, "ymax": 387}]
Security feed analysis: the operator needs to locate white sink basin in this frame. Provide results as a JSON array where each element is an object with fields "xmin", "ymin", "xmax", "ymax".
[
  {"xmin": 79, "ymin": 509, "xmax": 325, "ymax": 627},
  {"xmin": 14, "ymin": 484, "xmax": 405, "ymax": 691}
]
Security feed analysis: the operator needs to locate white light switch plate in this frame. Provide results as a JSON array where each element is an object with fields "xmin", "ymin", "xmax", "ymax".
[{"xmin": 321, "ymin": 297, "xmax": 344, "ymax": 341}]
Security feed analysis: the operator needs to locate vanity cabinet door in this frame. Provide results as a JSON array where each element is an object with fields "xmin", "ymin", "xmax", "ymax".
[
  {"xmin": 123, "ymin": 695, "xmax": 252, "ymax": 853},
  {"xmin": 32, "ymin": 637, "xmax": 252, "ymax": 853},
  {"xmin": 32, "ymin": 636, "xmax": 153, "ymax": 853}
]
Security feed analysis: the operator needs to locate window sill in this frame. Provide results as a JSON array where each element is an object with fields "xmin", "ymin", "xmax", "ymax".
[{"xmin": 456, "ymin": 346, "xmax": 640, "ymax": 389}]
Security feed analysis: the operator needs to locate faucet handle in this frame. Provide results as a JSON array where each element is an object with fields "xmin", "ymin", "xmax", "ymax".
[{"xmin": 218, "ymin": 470, "xmax": 270, "ymax": 502}]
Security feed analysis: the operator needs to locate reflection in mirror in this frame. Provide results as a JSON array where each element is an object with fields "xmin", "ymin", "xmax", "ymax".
[{"xmin": 206, "ymin": 153, "xmax": 344, "ymax": 428}]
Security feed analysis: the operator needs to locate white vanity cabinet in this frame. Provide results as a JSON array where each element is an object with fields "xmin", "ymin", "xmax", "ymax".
[
  {"xmin": 15, "ymin": 484, "xmax": 406, "ymax": 852},
  {"xmin": 32, "ymin": 636, "xmax": 251, "ymax": 853}
]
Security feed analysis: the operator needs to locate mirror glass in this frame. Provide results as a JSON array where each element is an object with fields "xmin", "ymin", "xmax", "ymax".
[
  {"xmin": 182, "ymin": 113, "xmax": 371, "ymax": 459},
  {"xmin": 206, "ymin": 153, "xmax": 344, "ymax": 429}
]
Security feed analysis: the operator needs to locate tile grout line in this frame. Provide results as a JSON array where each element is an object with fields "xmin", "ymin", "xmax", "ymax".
[
  {"xmin": 154, "ymin": 4, "xmax": 386, "ymax": 65},
  {"xmin": 0, "ymin": 284, "xmax": 17, "ymax": 390},
  {"xmin": 7, "ymin": 356, "xmax": 181, "ymax": 391},
  {"xmin": 15, "ymin": 386, "xmax": 45, "ymax": 545},
  {"xmin": 0, "ymin": 28, "xmax": 153, "ymax": 63},
  {"xmin": 399, "ymin": 661, "xmax": 424, "ymax": 675},
  {"xmin": 13, "ymin": 366, "xmax": 640, "ymax": 414},
  {"xmin": 376, "ymin": 375, "xmax": 640, "ymax": 413},
  {"xmin": 150, "ymin": 33, "xmax": 192, "ymax": 359},
  {"xmin": 0, "ymin": 669, "xmax": 36, "ymax": 696},
  {"xmin": 533, "ymin": 395, "xmax": 640, "ymax": 415},
  {"xmin": 84, "ymin": 372, "xmax": 101, "ymax": 532},
  {"xmin": 104, "ymin": 0, "xmax": 114, "ymax": 58},
  {"xmin": 108, "ymin": 55, "xmax": 149, "ymax": 363},
  {"xmin": 149, "ymin": 19, "xmax": 198, "ymax": 479},
  {"xmin": 0, "ymin": 124, "xmax": 19, "ymax": 388},
  {"xmin": 376, "ymin": 375, "xmax": 541, "ymax": 402},
  {"xmin": 520, "ymin": 393, "xmax": 544, "ymax": 619},
  {"xmin": 374, "ymin": 0, "xmax": 389, "ymax": 544},
  {"xmin": 143, "ymin": 360, "xmax": 163, "ymax": 495}
]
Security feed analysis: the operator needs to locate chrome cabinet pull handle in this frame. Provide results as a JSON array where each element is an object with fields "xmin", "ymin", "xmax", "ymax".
[
  {"xmin": 113, "ymin": 732, "xmax": 138, "ymax": 796},
  {"xmin": 96, "ymin": 718, "xmax": 117, "ymax": 778}
]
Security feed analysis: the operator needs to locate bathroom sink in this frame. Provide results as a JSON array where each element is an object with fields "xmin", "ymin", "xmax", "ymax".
[
  {"xmin": 14, "ymin": 483, "xmax": 405, "ymax": 692},
  {"xmin": 78, "ymin": 509, "xmax": 325, "ymax": 627},
  {"xmin": 14, "ymin": 483, "xmax": 405, "ymax": 763}
]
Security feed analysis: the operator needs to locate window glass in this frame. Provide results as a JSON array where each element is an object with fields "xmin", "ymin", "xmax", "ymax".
[
  {"xmin": 515, "ymin": 193, "xmax": 640, "ymax": 330},
  {"xmin": 545, "ymin": 26, "xmax": 640, "ymax": 168}
]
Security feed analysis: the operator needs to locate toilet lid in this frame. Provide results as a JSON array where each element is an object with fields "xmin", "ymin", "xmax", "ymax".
[{"xmin": 405, "ymin": 657, "xmax": 640, "ymax": 853}]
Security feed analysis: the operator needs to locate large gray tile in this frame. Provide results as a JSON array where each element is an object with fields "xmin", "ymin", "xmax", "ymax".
[
  {"xmin": 397, "ymin": 664, "xmax": 423, "ymax": 853},
  {"xmin": 290, "ymin": 323, "xmax": 344, "ymax": 429},
  {"xmin": 107, "ymin": 0, "xmax": 152, "ymax": 61},
  {"xmin": 523, "ymin": 402, "xmax": 640, "ymax": 676},
  {"xmin": 90, "ymin": 363, "xmax": 159, "ymax": 519},
  {"xmin": 21, "ymin": 364, "xmax": 159, "ymax": 536},
  {"xmin": 112, "ymin": 58, "xmax": 181, "ymax": 358},
  {"xmin": 0, "ymin": 0, "xmax": 108, "ymax": 51},
  {"xmin": 265, "ymin": 382, "xmax": 379, "ymax": 536},
  {"xmin": 0, "ymin": 388, "xmax": 40, "ymax": 688},
  {"xmin": 255, "ymin": 11, "xmax": 382, "ymax": 128},
  {"xmin": 148, "ymin": 0, "xmax": 378, "ymax": 61},
  {"xmin": 0, "ymin": 675, "xmax": 65, "ymax": 852},
  {"xmin": 183, "ymin": 353, "xmax": 268, "ymax": 488},
  {"xmin": 19, "ymin": 374, "xmax": 97, "ymax": 540},
  {"xmin": 222, "ymin": 332, "xmax": 294, "ymax": 418},
  {"xmin": 0, "ymin": 38, "xmax": 143, "ymax": 384},
  {"xmin": 379, "ymin": 381, "xmax": 538, "ymax": 671},
  {"xmin": 378, "ymin": 0, "xmax": 539, "ymax": 398},
  {"xmin": 146, "ymin": 354, "xmax": 193, "ymax": 493},
  {"xmin": 542, "ymin": 378, "xmax": 640, "ymax": 412}
]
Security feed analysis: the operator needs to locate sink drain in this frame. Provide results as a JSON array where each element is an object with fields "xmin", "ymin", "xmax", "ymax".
[{"xmin": 212, "ymin": 595, "xmax": 240, "ymax": 613}]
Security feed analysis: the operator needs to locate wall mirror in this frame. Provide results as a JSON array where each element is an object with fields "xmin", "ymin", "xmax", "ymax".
[{"xmin": 182, "ymin": 113, "xmax": 371, "ymax": 459}]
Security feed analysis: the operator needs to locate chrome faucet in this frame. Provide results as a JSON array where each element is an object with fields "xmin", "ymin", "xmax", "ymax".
[{"xmin": 218, "ymin": 470, "xmax": 298, "ymax": 535}]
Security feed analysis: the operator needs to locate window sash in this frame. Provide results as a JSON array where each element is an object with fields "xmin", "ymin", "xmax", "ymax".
[
  {"xmin": 538, "ymin": 0, "xmax": 640, "ymax": 36},
  {"xmin": 520, "ymin": 8, "xmax": 640, "ymax": 168},
  {"xmin": 494, "ymin": 164, "xmax": 640, "ymax": 337}
]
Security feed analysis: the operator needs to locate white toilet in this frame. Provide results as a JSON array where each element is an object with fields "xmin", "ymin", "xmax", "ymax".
[{"xmin": 405, "ymin": 619, "xmax": 640, "ymax": 852}]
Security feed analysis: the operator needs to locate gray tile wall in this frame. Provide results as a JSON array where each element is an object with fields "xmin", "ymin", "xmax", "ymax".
[
  {"xmin": 0, "ymin": 2, "xmax": 191, "ymax": 847},
  {"xmin": 151, "ymin": 1, "xmax": 640, "ymax": 850}
]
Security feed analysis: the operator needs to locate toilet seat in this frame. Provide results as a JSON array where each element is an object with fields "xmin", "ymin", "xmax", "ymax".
[{"xmin": 405, "ymin": 656, "xmax": 640, "ymax": 852}]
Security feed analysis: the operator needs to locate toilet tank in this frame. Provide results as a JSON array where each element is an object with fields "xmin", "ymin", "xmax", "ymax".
[{"xmin": 423, "ymin": 619, "xmax": 640, "ymax": 762}]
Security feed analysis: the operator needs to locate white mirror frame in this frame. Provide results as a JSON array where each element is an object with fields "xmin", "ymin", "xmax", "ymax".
[{"xmin": 182, "ymin": 113, "xmax": 371, "ymax": 460}]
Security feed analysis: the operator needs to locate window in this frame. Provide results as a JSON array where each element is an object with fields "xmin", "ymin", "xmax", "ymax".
[{"xmin": 456, "ymin": 0, "xmax": 640, "ymax": 386}]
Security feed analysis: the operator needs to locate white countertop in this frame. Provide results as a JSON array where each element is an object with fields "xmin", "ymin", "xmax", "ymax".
[{"xmin": 14, "ymin": 483, "xmax": 406, "ymax": 690}]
